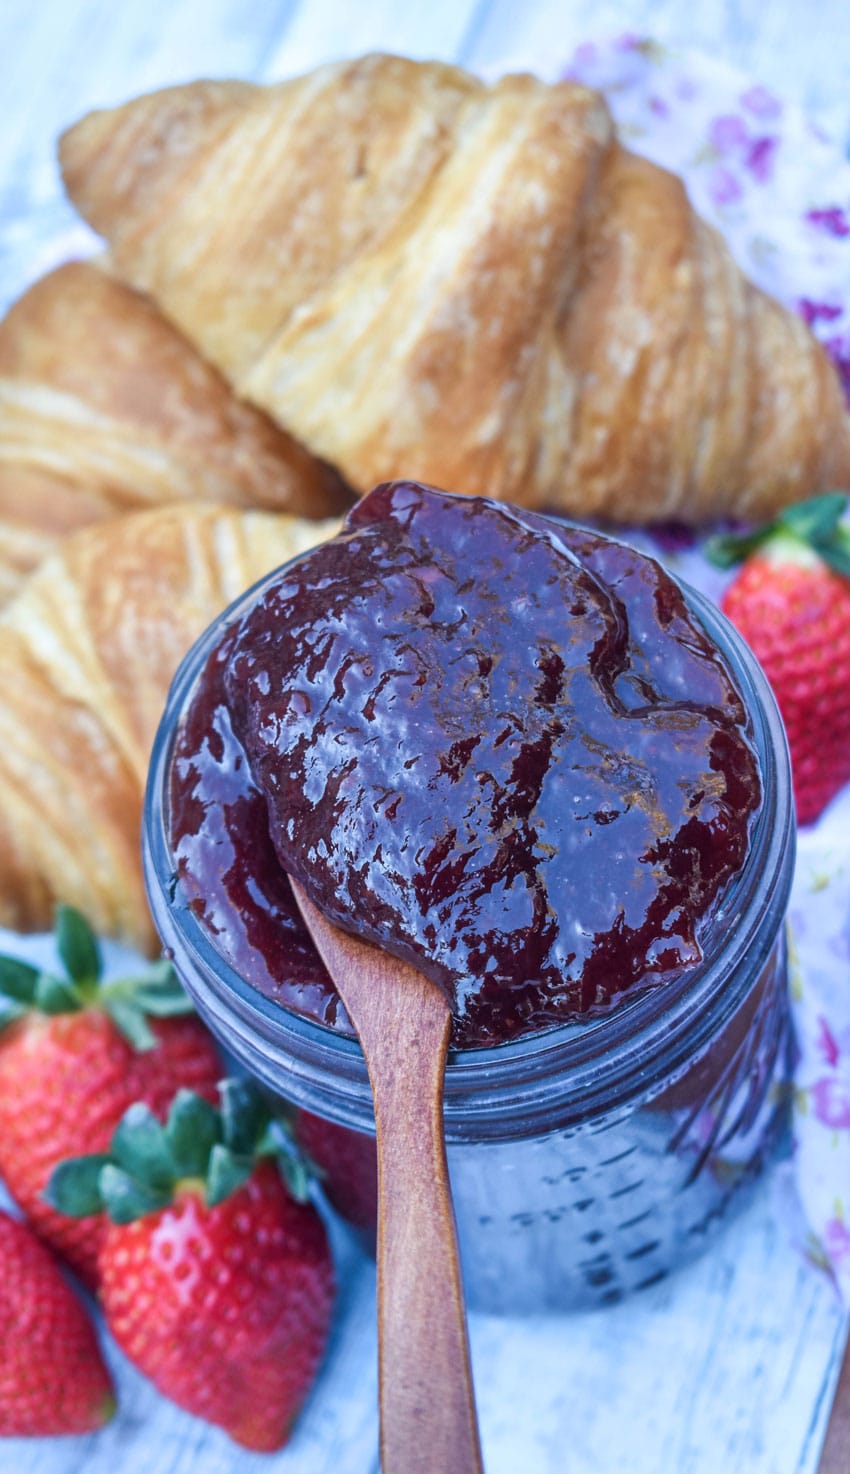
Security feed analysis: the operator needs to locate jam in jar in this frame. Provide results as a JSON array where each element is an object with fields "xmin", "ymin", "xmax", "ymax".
[{"xmin": 145, "ymin": 483, "xmax": 794, "ymax": 1311}]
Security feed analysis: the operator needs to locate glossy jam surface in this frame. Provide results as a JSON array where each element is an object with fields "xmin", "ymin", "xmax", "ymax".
[{"xmin": 170, "ymin": 482, "xmax": 760, "ymax": 1047}]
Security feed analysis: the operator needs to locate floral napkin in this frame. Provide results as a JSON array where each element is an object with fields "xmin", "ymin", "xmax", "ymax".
[{"xmin": 563, "ymin": 35, "xmax": 850, "ymax": 1304}]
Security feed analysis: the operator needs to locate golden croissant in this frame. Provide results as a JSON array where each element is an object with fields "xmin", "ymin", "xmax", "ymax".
[
  {"xmin": 59, "ymin": 53, "xmax": 850, "ymax": 523},
  {"xmin": 0, "ymin": 261, "xmax": 347, "ymax": 602},
  {"xmin": 0, "ymin": 503, "xmax": 339, "ymax": 950}
]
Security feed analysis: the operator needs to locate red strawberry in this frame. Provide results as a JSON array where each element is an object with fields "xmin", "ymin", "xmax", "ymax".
[
  {"xmin": 708, "ymin": 492, "xmax": 850, "ymax": 825},
  {"xmin": 0, "ymin": 906, "xmax": 221, "ymax": 1288},
  {"xmin": 0, "ymin": 1210, "xmax": 115, "ymax": 1435},
  {"xmin": 295, "ymin": 1108, "xmax": 378, "ymax": 1234},
  {"xmin": 48, "ymin": 1081, "xmax": 334, "ymax": 1451}
]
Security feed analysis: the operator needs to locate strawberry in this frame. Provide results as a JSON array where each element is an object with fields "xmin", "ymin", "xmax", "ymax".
[
  {"xmin": 0, "ymin": 1209, "xmax": 115, "ymax": 1435},
  {"xmin": 0, "ymin": 906, "xmax": 221, "ymax": 1288},
  {"xmin": 47, "ymin": 1080, "xmax": 334, "ymax": 1452},
  {"xmin": 295, "ymin": 1108, "xmax": 378, "ymax": 1234},
  {"xmin": 708, "ymin": 492, "xmax": 850, "ymax": 825}
]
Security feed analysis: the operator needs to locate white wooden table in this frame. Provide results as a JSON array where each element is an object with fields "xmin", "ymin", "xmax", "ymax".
[{"xmin": 1, "ymin": 3, "xmax": 849, "ymax": 1472}]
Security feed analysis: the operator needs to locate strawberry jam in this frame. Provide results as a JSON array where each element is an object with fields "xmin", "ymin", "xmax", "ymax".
[{"xmin": 169, "ymin": 483, "xmax": 760, "ymax": 1050}]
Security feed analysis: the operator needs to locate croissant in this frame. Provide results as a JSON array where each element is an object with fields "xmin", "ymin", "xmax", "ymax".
[
  {"xmin": 0, "ymin": 261, "xmax": 348, "ymax": 602},
  {"xmin": 0, "ymin": 502, "xmax": 339, "ymax": 950},
  {"xmin": 59, "ymin": 54, "xmax": 850, "ymax": 524}
]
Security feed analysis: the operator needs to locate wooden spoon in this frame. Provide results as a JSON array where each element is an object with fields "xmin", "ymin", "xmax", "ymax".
[
  {"xmin": 289, "ymin": 877, "xmax": 484, "ymax": 1474},
  {"xmin": 818, "ymin": 1332, "xmax": 850, "ymax": 1473}
]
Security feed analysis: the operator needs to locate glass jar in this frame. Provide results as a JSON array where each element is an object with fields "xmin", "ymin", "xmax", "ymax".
[{"xmin": 143, "ymin": 574, "xmax": 795, "ymax": 1315}]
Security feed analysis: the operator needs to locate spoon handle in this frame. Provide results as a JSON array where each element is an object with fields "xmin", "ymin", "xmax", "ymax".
[
  {"xmin": 289, "ymin": 882, "xmax": 484, "ymax": 1474},
  {"xmin": 366, "ymin": 973, "xmax": 483, "ymax": 1474}
]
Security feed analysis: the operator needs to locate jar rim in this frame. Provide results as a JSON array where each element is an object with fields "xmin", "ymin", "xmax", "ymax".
[{"xmin": 143, "ymin": 543, "xmax": 795, "ymax": 1142}]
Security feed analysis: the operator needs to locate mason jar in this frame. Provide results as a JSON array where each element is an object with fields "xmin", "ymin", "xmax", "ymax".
[{"xmin": 143, "ymin": 567, "xmax": 795, "ymax": 1315}]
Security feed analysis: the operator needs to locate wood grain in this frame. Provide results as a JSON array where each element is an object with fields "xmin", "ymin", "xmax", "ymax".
[{"xmin": 290, "ymin": 880, "xmax": 483, "ymax": 1474}]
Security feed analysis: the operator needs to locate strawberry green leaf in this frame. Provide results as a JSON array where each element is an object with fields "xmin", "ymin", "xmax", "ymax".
[
  {"xmin": 138, "ymin": 960, "xmax": 177, "ymax": 987},
  {"xmin": 0, "ymin": 956, "xmax": 39, "ymax": 1006},
  {"xmin": 105, "ymin": 999, "xmax": 159, "ymax": 1051},
  {"xmin": 706, "ymin": 492, "xmax": 850, "ymax": 572},
  {"xmin": 45, "ymin": 1154, "xmax": 112, "ymax": 1217},
  {"xmin": 56, "ymin": 905, "xmax": 102, "ymax": 989},
  {"xmin": 99, "ymin": 1163, "xmax": 172, "ymax": 1225},
  {"xmin": 2, "ymin": 914, "xmax": 199, "ymax": 1031},
  {"xmin": 206, "ymin": 1143, "xmax": 254, "ymax": 1208},
  {"xmin": 111, "ymin": 1103, "xmax": 176, "ymax": 1192},
  {"xmin": 276, "ymin": 1150, "xmax": 312, "ymax": 1205},
  {"xmin": 220, "ymin": 1078, "xmax": 270, "ymax": 1157},
  {"xmin": 814, "ymin": 538, "xmax": 850, "ymax": 580},
  {"xmin": 166, "ymin": 1090, "xmax": 221, "ymax": 1179},
  {"xmin": 123, "ymin": 965, "xmax": 193, "ymax": 1017},
  {"xmin": 779, "ymin": 491, "xmax": 848, "ymax": 543},
  {"xmin": 101, "ymin": 960, "xmax": 190, "ymax": 1012},
  {"xmin": 129, "ymin": 986, "xmax": 194, "ymax": 1018},
  {"xmin": 35, "ymin": 971, "xmax": 83, "ymax": 1015},
  {"xmin": 98, "ymin": 963, "xmax": 194, "ymax": 1046},
  {"xmin": 704, "ymin": 525, "xmax": 768, "ymax": 568}
]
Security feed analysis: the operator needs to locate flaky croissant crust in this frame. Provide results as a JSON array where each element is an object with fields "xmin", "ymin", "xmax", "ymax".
[
  {"xmin": 0, "ymin": 503, "xmax": 340, "ymax": 950},
  {"xmin": 60, "ymin": 53, "xmax": 850, "ymax": 523},
  {"xmin": 0, "ymin": 261, "xmax": 348, "ymax": 603}
]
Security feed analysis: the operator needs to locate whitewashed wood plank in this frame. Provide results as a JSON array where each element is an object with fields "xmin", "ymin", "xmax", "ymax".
[
  {"xmin": 468, "ymin": 1172, "xmax": 848, "ymax": 1474},
  {"xmin": 260, "ymin": 0, "xmax": 484, "ymax": 81},
  {"xmin": 0, "ymin": 0, "xmax": 295, "ymax": 221}
]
